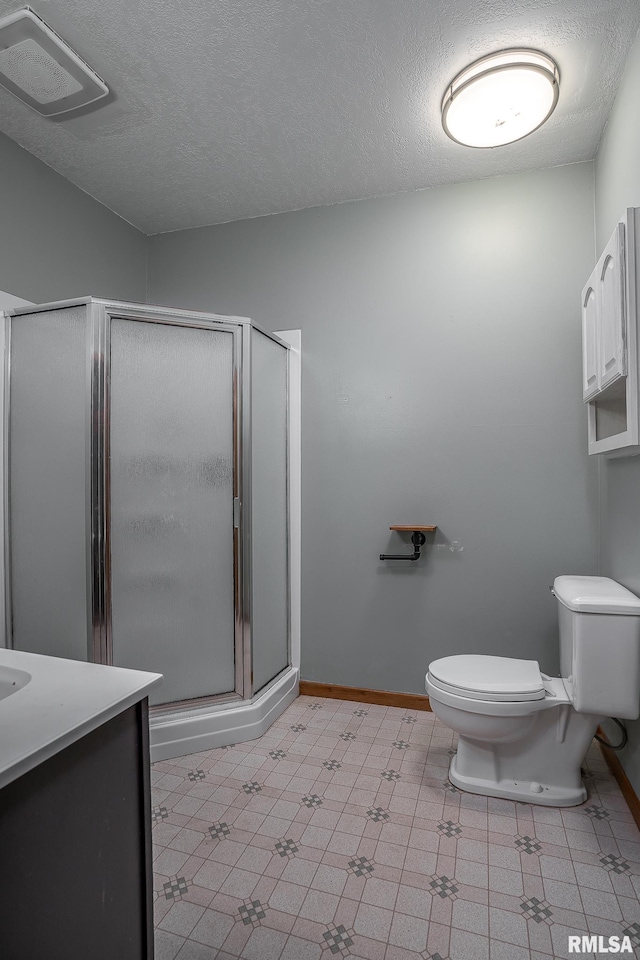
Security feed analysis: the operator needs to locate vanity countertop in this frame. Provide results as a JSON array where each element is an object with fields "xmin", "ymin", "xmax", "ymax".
[{"xmin": 0, "ymin": 648, "xmax": 162, "ymax": 789}]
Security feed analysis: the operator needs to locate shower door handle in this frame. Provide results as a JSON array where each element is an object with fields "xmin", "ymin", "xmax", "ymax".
[{"xmin": 233, "ymin": 497, "xmax": 241, "ymax": 528}]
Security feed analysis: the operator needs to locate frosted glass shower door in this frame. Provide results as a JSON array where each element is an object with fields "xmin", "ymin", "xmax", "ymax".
[
  {"xmin": 251, "ymin": 329, "xmax": 289, "ymax": 693},
  {"xmin": 8, "ymin": 306, "xmax": 90, "ymax": 660},
  {"xmin": 109, "ymin": 319, "xmax": 237, "ymax": 706}
]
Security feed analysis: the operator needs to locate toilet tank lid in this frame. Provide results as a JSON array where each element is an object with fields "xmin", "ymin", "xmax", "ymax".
[{"xmin": 554, "ymin": 576, "xmax": 640, "ymax": 615}]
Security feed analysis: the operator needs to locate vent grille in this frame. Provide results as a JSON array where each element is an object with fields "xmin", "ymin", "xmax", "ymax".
[
  {"xmin": 0, "ymin": 39, "xmax": 82, "ymax": 104},
  {"xmin": 0, "ymin": 8, "xmax": 108, "ymax": 116}
]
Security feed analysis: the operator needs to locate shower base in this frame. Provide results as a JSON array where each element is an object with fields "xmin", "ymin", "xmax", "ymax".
[{"xmin": 148, "ymin": 666, "xmax": 299, "ymax": 762}]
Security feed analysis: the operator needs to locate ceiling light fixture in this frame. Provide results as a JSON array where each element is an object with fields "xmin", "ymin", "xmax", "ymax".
[
  {"xmin": 441, "ymin": 48, "xmax": 559, "ymax": 148},
  {"xmin": 0, "ymin": 7, "xmax": 108, "ymax": 117}
]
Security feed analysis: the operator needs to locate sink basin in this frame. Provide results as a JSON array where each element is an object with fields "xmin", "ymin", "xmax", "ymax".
[{"xmin": 0, "ymin": 665, "xmax": 31, "ymax": 701}]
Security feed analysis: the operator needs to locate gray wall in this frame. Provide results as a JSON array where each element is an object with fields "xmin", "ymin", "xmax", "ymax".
[
  {"xmin": 149, "ymin": 162, "xmax": 598, "ymax": 693},
  {"xmin": 594, "ymin": 27, "xmax": 640, "ymax": 790},
  {"xmin": 0, "ymin": 131, "xmax": 146, "ymax": 304}
]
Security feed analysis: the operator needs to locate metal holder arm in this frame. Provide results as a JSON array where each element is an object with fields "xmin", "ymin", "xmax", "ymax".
[{"xmin": 380, "ymin": 531, "xmax": 426, "ymax": 562}]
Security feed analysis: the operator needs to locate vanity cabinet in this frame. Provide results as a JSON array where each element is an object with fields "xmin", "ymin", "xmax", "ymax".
[
  {"xmin": 581, "ymin": 208, "xmax": 640, "ymax": 456},
  {"xmin": 0, "ymin": 650, "xmax": 160, "ymax": 960}
]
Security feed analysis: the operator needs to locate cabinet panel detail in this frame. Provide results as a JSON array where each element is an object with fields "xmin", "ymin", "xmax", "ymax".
[
  {"xmin": 598, "ymin": 224, "xmax": 626, "ymax": 390},
  {"xmin": 581, "ymin": 271, "xmax": 598, "ymax": 401}
]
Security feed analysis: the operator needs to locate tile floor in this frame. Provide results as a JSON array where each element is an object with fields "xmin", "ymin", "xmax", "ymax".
[{"xmin": 151, "ymin": 697, "xmax": 640, "ymax": 960}]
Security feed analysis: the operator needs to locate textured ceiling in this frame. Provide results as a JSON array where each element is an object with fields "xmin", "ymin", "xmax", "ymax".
[{"xmin": 0, "ymin": 0, "xmax": 638, "ymax": 235}]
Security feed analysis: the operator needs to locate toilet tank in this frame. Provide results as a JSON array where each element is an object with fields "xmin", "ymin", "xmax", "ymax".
[{"xmin": 554, "ymin": 576, "xmax": 640, "ymax": 719}]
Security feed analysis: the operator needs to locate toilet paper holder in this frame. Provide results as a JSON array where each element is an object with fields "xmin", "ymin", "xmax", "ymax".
[{"xmin": 380, "ymin": 525, "xmax": 437, "ymax": 562}]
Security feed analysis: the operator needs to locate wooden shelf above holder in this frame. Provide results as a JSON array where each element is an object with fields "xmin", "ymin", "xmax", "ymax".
[{"xmin": 390, "ymin": 525, "xmax": 437, "ymax": 532}]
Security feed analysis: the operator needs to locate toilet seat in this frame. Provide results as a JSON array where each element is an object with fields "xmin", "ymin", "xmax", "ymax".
[{"xmin": 428, "ymin": 655, "xmax": 545, "ymax": 702}]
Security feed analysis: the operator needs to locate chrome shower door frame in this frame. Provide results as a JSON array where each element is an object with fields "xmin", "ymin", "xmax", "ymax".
[
  {"xmin": 244, "ymin": 325, "xmax": 292, "ymax": 699},
  {"xmin": 3, "ymin": 296, "xmax": 293, "ymax": 711},
  {"xmin": 3, "ymin": 311, "xmax": 12, "ymax": 649},
  {"xmin": 3, "ymin": 298, "xmax": 95, "ymax": 657},
  {"xmin": 90, "ymin": 300, "xmax": 248, "ymax": 707}
]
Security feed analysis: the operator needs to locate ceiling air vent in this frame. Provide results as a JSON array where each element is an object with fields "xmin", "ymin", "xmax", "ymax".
[{"xmin": 0, "ymin": 7, "xmax": 108, "ymax": 116}]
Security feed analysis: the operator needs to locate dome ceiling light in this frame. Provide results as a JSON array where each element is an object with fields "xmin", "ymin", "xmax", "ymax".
[{"xmin": 441, "ymin": 49, "xmax": 560, "ymax": 148}]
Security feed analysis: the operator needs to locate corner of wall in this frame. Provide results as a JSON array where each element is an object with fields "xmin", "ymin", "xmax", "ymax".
[{"xmin": 145, "ymin": 234, "xmax": 150, "ymax": 304}]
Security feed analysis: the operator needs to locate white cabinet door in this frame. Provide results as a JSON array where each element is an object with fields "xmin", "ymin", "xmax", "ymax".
[
  {"xmin": 583, "ymin": 208, "xmax": 640, "ymax": 457},
  {"xmin": 598, "ymin": 222, "xmax": 626, "ymax": 390},
  {"xmin": 581, "ymin": 267, "xmax": 599, "ymax": 401}
]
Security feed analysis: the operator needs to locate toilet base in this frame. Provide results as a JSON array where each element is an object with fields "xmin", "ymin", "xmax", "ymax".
[{"xmin": 449, "ymin": 753, "xmax": 587, "ymax": 807}]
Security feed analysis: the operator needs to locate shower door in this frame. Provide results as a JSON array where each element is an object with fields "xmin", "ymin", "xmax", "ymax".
[
  {"xmin": 106, "ymin": 314, "xmax": 242, "ymax": 707},
  {"xmin": 6, "ymin": 299, "xmax": 291, "ymax": 713},
  {"xmin": 7, "ymin": 305, "xmax": 90, "ymax": 660}
]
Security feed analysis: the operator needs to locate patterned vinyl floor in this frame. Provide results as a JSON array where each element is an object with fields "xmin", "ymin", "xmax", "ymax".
[{"xmin": 151, "ymin": 696, "xmax": 640, "ymax": 960}]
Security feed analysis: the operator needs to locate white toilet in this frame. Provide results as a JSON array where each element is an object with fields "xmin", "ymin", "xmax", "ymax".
[{"xmin": 426, "ymin": 576, "xmax": 640, "ymax": 806}]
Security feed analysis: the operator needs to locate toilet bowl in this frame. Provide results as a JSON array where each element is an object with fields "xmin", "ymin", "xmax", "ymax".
[
  {"xmin": 426, "ymin": 655, "xmax": 597, "ymax": 805},
  {"xmin": 426, "ymin": 577, "xmax": 640, "ymax": 806}
]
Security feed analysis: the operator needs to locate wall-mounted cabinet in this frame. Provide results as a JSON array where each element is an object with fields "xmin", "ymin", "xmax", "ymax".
[{"xmin": 582, "ymin": 208, "xmax": 639, "ymax": 456}]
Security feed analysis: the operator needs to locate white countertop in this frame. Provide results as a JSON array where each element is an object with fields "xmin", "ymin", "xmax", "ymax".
[{"xmin": 0, "ymin": 648, "xmax": 162, "ymax": 789}]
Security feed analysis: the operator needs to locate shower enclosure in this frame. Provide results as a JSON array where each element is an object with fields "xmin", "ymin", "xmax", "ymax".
[{"xmin": 3, "ymin": 298, "xmax": 298, "ymax": 758}]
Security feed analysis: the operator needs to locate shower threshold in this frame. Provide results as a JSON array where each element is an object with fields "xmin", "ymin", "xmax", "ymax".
[{"xmin": 148, "ymin": 666, "xmax": 299, "ymax": 762}]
